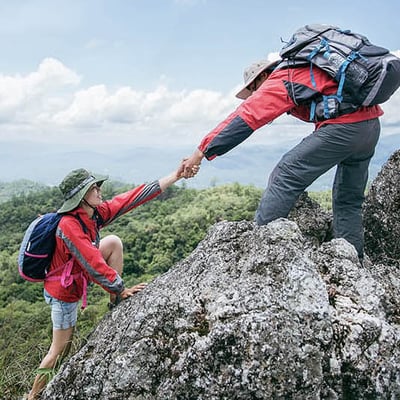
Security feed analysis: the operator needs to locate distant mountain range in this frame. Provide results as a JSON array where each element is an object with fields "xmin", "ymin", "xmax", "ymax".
[{"xmin": 1, "ymin": 133, "xmax": 398, "ymax": 192}]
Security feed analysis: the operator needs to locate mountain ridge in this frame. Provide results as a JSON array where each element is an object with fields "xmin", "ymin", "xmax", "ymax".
[{"xmin": 1, "ymin": 133, "xmax": 398, "ymax": 191}]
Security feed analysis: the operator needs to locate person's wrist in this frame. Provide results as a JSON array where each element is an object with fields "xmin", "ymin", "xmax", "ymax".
[{"xmin": 195, "ymin": 148, "xmax": 205, "ymax": 162}]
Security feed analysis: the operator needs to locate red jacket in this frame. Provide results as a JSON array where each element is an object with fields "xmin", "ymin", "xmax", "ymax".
[
  {"xmin": 199, "ymin": 66, "xmax": 383, "ymax": 160},
  {"xmin": 44, "ymin": 181, "xmax": 161, "ymax": 303}
]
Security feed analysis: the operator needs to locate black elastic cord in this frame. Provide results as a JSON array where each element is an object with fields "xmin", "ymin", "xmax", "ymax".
[{"xmin": 82, "ymin": 198, "xmax": 97, "ymax": 211}]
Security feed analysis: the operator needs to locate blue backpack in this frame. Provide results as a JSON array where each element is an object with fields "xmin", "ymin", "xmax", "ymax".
[
  {"xmin": 278, "ymin": 24, "xmax": 400, "ymax": 120},
  {"xmin": 18, "ymin": 213, "xmax": 86, "ymax": 282}
]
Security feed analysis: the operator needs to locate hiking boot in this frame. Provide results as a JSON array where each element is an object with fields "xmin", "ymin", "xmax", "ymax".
[{"xmin": 107, "ymin": 295, "xmax": 122, "ymax": 310}]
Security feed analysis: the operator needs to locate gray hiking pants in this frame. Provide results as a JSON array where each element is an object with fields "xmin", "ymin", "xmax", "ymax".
[{"xmin": 255, "ymin": 118, "xmax": 381, "ymax": 258}]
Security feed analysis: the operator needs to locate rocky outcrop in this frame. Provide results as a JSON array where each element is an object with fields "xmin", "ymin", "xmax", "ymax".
[
  {"xmin": 364, "ymin": 149, "xmax": 400, "ymax": 265},
  {"xmin": 42, "ymin": 232, "xmax": 400, "ymax": 398},
  {"xmin": 288, "ymin": 191, "xmax": 333, "ymax": 247},
  {"xmin": 41, "ymin": 152, "xmax": 400, "ymax": 400}
]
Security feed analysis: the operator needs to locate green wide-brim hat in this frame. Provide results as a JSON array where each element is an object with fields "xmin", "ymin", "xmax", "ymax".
[{"xmin": 58, "ymin": 168, "xmax": 108, "ymax": 213}]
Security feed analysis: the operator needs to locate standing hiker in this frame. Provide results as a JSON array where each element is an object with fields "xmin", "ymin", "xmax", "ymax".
[{"xmin": 181, "ymin": 57, "xmax": 383, "ymax": 261}]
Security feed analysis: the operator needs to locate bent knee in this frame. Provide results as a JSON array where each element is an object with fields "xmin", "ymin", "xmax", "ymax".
[
  {"xmin": 101, "ymin": 234, "xmax": 123, "ymax": 249},
  {"xmin": 100, "ymin": 235, "xmax": 123, "ymax": 260}
]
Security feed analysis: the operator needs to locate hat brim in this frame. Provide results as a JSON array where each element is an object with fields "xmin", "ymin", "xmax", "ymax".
[
  {"xmin": 235, "ymin": 59, "xmax": 280, "ymax": 100},
  {"xmin": 58, "ymin": 175, "xmax": 108, "ymax": 213}
]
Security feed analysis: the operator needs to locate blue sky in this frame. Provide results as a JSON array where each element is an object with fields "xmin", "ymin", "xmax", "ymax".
[
  {"xmin": 0, "ymin": 0, "xmax": 399, "ymax": 179},
  {"xmin": 1, "ymin": 0, "xmax": 399, "ymax": 91}
]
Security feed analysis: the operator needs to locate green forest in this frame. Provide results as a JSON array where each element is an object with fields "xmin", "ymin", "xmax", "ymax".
[{"xmin": 0, "ymin": 180, "xmax": 331, "ymax": 399}]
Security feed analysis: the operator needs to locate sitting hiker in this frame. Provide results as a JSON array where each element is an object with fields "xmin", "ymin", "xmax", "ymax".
[{"xmin": 28, "ymin": 163, "xmax": 198, "ymax": 399}]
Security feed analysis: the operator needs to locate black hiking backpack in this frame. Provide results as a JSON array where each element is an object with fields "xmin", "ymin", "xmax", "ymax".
[
  {"xmin": 18, "ymin": 213, "xmax": 87, "ymax": 282},
  {"xmin": 278, "ymin": 24, "xmax": 400, "ymax": 120},
  {"xmin": 18, "ymin": 213, "xmax": 63, "ymax": 281}
]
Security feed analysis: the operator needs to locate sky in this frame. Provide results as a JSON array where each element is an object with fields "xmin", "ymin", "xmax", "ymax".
[{"xmin": 0, "ymin": 0, "xmax": 399, "ymax": 177}]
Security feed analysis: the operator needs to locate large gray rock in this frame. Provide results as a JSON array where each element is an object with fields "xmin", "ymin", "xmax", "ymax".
[
  {"xmin": 364, "ymin": 149, "xmax": 400, "ymax": 265},
  {"xmin": 288, "ymin": 191, "xmax": 333, "ymax": 246},
  {"xmin": 42, "ymin": 218, "xmax": 400, "ymax": 399}
]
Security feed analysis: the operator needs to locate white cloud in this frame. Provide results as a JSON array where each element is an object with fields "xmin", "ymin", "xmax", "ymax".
[
  {"xmin": 378, "ymin": 50, "xmax": 400, "ymax": 128},
  {"xmin": 0, "ymin": 58, "xmax": 80, "ymax": 122},
  {"xmin": 50, "ymin": 83, "xmax": 236, "ymax": 135},
  {"xmin": 268, "ymin": 52, "xmax": 281, "ymax": 62},
  {"xmin": 0, "ymin": 57, "xmax": 399, "ymax": 148},
  {"xmin": 380, "ymin": 89, "xmax": 400, "ymax": 126},
  {"xmin": 164, "ymin": 89, "xmax": 236, "ymax": 124},
  {"xmin": 0, "ymin": 58, "xmax": 239, "ymax": 146}
]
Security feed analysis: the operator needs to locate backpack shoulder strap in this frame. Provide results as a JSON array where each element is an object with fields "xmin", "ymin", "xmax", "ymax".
[
  {"xmin": 58, "ymin": 212, "xmax": 89, "ymax": 233},
  {"xmin": 59, "ymin": 212, "xmax": 102, "ymax": 247},
  {"xmin": 70, "ymin": 213, "xmax": 88, "ymax": 234}
]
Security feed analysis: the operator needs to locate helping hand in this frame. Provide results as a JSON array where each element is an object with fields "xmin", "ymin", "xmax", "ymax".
[
  {"xmin": 180, "ymin": 149, "xmax": 204, "ymax": 179},
  {"xmin": 179, "ymin": 158, "xmax": 200, "ymax": 178}
]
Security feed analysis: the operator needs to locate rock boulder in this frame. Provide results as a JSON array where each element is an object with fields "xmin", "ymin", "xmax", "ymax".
[{"xmin": 42, "ymin": 220, "xmax": 400, "ymax": 399}]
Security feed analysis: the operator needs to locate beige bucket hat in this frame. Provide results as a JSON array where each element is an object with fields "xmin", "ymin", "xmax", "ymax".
[{"xmin": 236, "ymin": 59, "xmax": 280, "ymax": 100}]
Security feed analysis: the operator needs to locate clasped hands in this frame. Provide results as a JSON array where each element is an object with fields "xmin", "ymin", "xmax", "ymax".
[{"xmin": 178, "ymin": 149, "xmax": 204, "ymax": 179}]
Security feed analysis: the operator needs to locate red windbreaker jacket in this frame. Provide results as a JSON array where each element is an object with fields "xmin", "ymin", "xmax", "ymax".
[
  {"xmin": 44, "ymin": 181, "xmax": 161, "ymax": 303},
  {"xmin": 198, "ymin": 66, "xmax": 383, "ymax": 160}
]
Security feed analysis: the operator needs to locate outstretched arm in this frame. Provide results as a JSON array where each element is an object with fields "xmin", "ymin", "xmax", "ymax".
[{"xmin": 159, "ymin": 169, "xmax": 182, "ymax": 191}]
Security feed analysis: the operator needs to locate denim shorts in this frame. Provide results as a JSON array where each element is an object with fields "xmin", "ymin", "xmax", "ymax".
[{"xmin": 44, "ymin": 290, "xmax": 78, "ymax": 330}]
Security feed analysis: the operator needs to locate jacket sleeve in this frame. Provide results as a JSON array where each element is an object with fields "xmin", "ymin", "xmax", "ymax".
[
  {"xmin": 198, "ymin": 73, "xmax": 296, "ymax": 160},
  {"xmin": 56, "ymin": 218, "xmax": 125, "ymax": 294},
  {"xmin": 98, "ymin": 180, "xmax": 162, "ymax": 226}
]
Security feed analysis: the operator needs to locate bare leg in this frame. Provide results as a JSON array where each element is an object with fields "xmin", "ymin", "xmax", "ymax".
[
  {"xmin": 99, "ymin": 234, "xmax": 123, "ymax": 304},
  {"xmin": 28, "ymin": 327, "xmax": 74, "ymax": 400}
]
